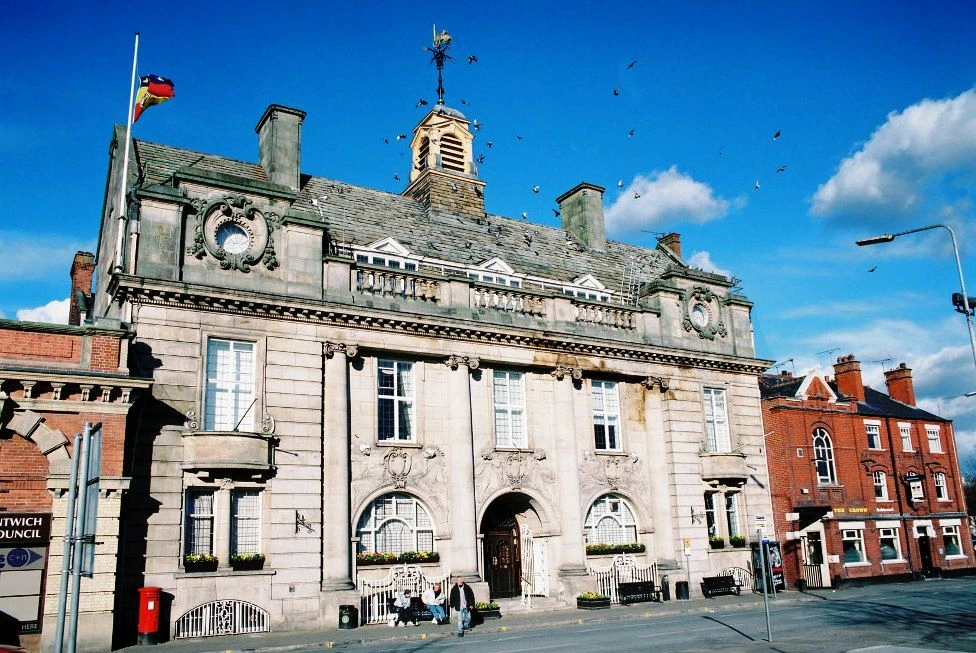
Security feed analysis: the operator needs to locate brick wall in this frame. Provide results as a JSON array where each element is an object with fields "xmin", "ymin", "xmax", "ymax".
[{"xmin": 0, "ymin": 328, "xmax": 82, "ymax": 364}]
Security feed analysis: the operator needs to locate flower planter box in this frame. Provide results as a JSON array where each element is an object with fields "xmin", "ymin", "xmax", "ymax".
[
  {"xmin": 709, "ymin": 540, "xmax": 726, "ymax": 550},
  {"xmin": 478, "ymin": 609, "xmax": 501, "ymax": 620},
  {"xmin": 184, "ymin": 559, "xmax": 218, "ymax": 572},
  {"xmin": 230, "ymin": 559, "xmax": 265, "ymax": 571},
  {"xmin": 730, "ymin": 540, "xmax": 747, "ymax": 549},
  {"xmin": 576, "ymin": 598, "xmax": 611, "ymax": 610}
]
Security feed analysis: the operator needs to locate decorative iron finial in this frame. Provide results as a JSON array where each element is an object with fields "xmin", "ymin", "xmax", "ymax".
[{"xmin": 425, "ymin": 25, "xmax": 454, "ymax": 105}]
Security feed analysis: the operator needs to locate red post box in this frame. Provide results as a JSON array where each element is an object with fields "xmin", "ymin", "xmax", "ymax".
[{"xmin": 137, "ymin": 586, "xmax": 162, "ymax": 645}]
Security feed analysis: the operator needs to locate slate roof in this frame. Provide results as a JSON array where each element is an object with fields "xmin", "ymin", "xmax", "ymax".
[
  {"xmin": 132, "ymin": 137, "xmax": 684, "ymax": 290},
  {"xmin": 759, "ymin": 374, "xmax": 948, "ymax": 423}
]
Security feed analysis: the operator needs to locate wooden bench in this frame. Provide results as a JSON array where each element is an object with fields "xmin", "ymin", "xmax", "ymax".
[
  {"xmin": 618, "ymin": 580, "xmax": 661, "ymax": 604},
  {"xmin": 385, "ymin": 596, "xmax": 449, "ymax": 623},
  {"xmin": 700, "ymin": 575, "xmax": 740, "ymax": 598}
]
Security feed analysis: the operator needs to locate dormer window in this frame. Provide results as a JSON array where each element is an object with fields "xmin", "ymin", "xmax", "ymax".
[
  {"xmin": 563, "ymin": 288, "xmax": 609, "ymax": 302},
  {"xmin": 468, "ymin": 272, "xmax": 521, "ymax": 288},
  {"xmin": 565, "ymin": 274, "xmax": 610, "ymax": 302},
  {"xmin": 355, "ymin": 253, "xmax": 418, "ymax": 271}
]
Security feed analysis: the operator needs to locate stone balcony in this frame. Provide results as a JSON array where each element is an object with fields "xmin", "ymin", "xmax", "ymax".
[
  {"xmin": 699, "ymin": 451, "xmax": 749, "ymax": 483},
  {"xmin": 182, "ymin": 431, "xmax": 275, "ymax": 474}
]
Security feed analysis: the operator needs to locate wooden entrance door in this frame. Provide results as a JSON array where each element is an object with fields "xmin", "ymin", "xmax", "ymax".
[{"xmin": 484, "ymin": 525, "xmax": 521, "ymax": 598}]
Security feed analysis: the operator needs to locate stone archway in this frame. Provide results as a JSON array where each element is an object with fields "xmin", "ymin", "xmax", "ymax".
[{"xmin": 480, "ymin": 492, "xmax": 546, "ymax": 598}]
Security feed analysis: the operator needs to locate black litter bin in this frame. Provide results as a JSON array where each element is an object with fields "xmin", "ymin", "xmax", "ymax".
[
  {"xmin": 339, "ymin": 604, "xmax": 358, "ymax": 629},
  {"xmin": 660, "ymin": 576, "xmax": 671, "ymax": 601},
  {"xmin": 675, "ymin": 581, "xmax": 689, "ymax": 600}
]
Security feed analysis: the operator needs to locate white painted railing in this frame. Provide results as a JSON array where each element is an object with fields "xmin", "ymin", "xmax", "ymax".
[
  {"xmin": 587, "ymin": 553, "xmax": 658, "ymax": 604},
  {"xmin": 174, "ymin": 600, "xmax": 270, "ymax": 638},
  {"xmin": 357, "ymin": 564, "xmax": 450, "ymax": 625}
]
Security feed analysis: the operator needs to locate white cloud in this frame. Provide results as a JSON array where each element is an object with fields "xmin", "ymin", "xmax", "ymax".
[
  {"xmin": 686, "ymin": 251, "xmax": 731, "ymax": 278},
  {"xmin": 605, "ymin": 166, "xmax": 734, "ymax": 235},
  {"xmin": 777, "ymin": 301, "xmax": 880, "ymax": 319},
  {"xmin": 17, "ymin": 298, "xmax": 70, "ymax": 324},
  {"xmin": 811, "ymin": 88, "xmax": 976, "ymax": 220},
  {"xmin": 0, "ymin": 231, "xmax": 94, "ymax": 280}
]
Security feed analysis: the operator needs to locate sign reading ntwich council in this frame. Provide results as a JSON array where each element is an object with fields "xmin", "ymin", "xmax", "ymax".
[{"xmin": 0, "ymin": 513, "xmax": 52, "ymax": 634}]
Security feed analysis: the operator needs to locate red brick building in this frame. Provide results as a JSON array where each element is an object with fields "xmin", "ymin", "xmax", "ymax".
[
  {"xmin": 761, "ymin": 354, "xmax": 974, "ymax": 590},
  {"xmin": 0, "ymin": 252, "xmax": 150, "ymax": 652}
]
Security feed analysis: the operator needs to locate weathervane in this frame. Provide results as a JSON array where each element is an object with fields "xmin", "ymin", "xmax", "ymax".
[{"xmin": 425, "ymin": 25, "xmax": 453, "ymax": 105}]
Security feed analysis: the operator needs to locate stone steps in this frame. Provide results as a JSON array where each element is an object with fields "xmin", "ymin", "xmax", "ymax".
[{"xmin": 494, "ymin": 596, "xmax": 568, "ymax": 614}]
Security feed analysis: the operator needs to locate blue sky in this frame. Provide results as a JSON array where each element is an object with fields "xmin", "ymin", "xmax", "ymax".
[{"xmin": 3, "ymin": 1, "xmax": 976, "ymax": 457}]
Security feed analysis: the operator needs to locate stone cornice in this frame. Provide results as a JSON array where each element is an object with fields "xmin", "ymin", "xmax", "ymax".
[
  {"xmin": 173, "ymin": 167, "xmax": 298, "ymax": 200},
  {"xmin": 112, "ymin": 275, "xmax": 772, "ymax": 375},
  {"xmin": 0, "ymin": 367, "xmax": 151, "ymax": 390}
]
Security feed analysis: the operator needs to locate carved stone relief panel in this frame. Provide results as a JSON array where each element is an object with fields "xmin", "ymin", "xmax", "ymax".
[
  {"xmin": 579, "ymin": 451, "xmax": 650, "ymax": 516},
  {"xmin": 350, "ymin": 442, "xmax": 450, "ymax": 523},
  {"xmin": 475, "ymin": 446, "xmax": 555, "ymax": 500},
  {"xmin": 186, "ymin": 194, "xmax": 283, "ymax": 272}
]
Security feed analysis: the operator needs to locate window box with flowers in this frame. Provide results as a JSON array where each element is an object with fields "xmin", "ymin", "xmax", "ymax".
[
  {"xmin": 230, "ymin": 553, "xmax": 266, "ymax": 571},
  {"xmin": 585, "ymin": 542, "xmax": 646, "ymax": 556},
  {"xmin": 183, "ymin": 553, "xmax": 218, "ymax": 572},
  {"xmin": 576, "ymin": 592, "xmax": 611, "ymax": 609},
  {"xmin": 709, "ymin": 536, "xmax": 726, "ymax": 550},
  {"xmin": 356, "ymin": 551, "xmax": 440, "ymax": 567},
  {"xmin": 729, "ymin": 536, "xmax": 747, "ymax": 548}
]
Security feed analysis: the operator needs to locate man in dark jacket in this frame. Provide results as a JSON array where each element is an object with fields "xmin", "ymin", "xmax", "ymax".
[{"xmin": 448, "ymin": 575, "xmax": 475, "ymax": 637}]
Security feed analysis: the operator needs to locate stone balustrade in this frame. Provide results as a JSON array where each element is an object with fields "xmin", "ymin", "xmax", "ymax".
[
  {"xmin": 355, "ymin": 267, "xmax": 439, "ymax": 302},
  {"xmin": 572, "ymin": 300, "xmax": 636, "ymax": 330},
  {"xmin": 471, "ymin": 285, "xmax": 547, "ymax": 317}
]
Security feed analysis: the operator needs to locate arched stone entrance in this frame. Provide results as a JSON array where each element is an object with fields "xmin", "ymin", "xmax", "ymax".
[{"xmin": 480, "ymin": 492, "xmax": 545, "ymax": 598}]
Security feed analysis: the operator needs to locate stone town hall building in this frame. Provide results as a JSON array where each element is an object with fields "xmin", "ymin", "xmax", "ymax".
[{"xmin": 66, "ymin": 95, "xmax": 772, "ymax": 647}]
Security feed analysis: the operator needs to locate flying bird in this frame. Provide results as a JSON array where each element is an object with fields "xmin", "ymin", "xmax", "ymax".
[
  {"xmin": 754, "ymin": 180, "xmax": 761, "ymax": 190},
  {"xmin": 627, "ymin": 129, "xmax": 635, "ymax": 138},
  {"xmin": 613, "ymin": 88, "xmax": 620, "ymax": 96},
  {"xmin": 772, "ymin": 130, "xmax": 782, "ymax": 140},
  {"xmin": 717, "ymin": 147, "xmax": 724, "ymax": 157},
  {"xmin": 617, "ymin": 179, "xmax": 623, "ymax": 188},
  {"xmin": 486, "ymin": 141, "xmax": 494, "ymax": 148},
  {"xmin": 396, "ymin": 133, "xmax": 407, "ymax": 141},
  {"xmin": 627, "ymin": 60, "xmax": 637, "ymax": 70},
  {"xmin": 473, "ymin": 119, "xmax": 481, "ymax": 131},
  {"xmin": 634, "ymin": 192, "xmax": 641, "ymax": 199},
  {"xmin": 552, "ymin": 208, "xmax": 560, "ymax": 217},
  {"xmin": 532, "ymin": 185, "xmax": 540, "ymax": 193},
  {"xmin": 460, "ymin": 99, "xmax": 469, "ymax": 105},
  {"xmin": 384, "ymin": 138, "xmax": 389, "ymax": 145},
  {"xmin": 476, "ymin": 154, "xmax": 485, "ymax": 164},
  {"xmin": 777, "ymin": 165, "xmax": 787, "ymax": 173},
  {"xmin": 393, "ymin": 173, "xmax": 400, "ymax": 181},
  {"xmin": 416, "ymin": 98, "xmax": 429, "ymax": 107},
  {"xmin": 868, "ymin": 266, "xmax": 878, "ymax": 272},
  {"xmin": 468, "ymin": 54, "xmax": 478, "ymax": 64},
  {"xmin": 516, "ymin": 135, "xmax": 524, "ymax": 141},
  {"xmin": 521, "ymin": 211, "xmax": 528, "ymax": 220}
]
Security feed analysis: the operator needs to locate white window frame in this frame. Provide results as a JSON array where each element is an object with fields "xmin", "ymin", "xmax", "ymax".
[
  {"xmin": 467, "ymin": 271, "xmax": 522, "ymax": 288},
  {"xmin": 878, "ymin": 526, "xmax": 902, "ymax": 562},
  {"xmin": 231, "ymin": 489, "xmax": 262, "ymax": 555},
  {"xmin": 583, "ymin": 494, "xmax": 639, "ymax": 545},
  {"xmin": 184, "ymin": 490, "xmax": 215, "ymax": 557},
  {"xmin": 925, "ymin": 425, "xmax": 943, "ymax": 453},
  {"xmin": 934, "ymin": 472, "xmax": 949, "ymax": 501},
  {"xmin": 377, "ymin": 359, "xmax": 415, "ymax": 442},
  {"xmin": 356, "ymin": 493, "xmax": 435, "ymax": 555},
  {"xmin": 493, "ymin": 370, "xmax": 526, "ymax": 448},
  {"xmin": 942, "ymin": 524, "xmax": 963, "ymax": 557},
  {"xmin": 898, "ymin": 423, "xmax": 913, "ymax": 452},
  {"xmin": 704, "ymin": 493, "xmax": 717, "ymax": 538},
  {"xmin": 702, "ymin": 387, "xmax": 731, "ymax": 453},
  {"xmin": 813, "ymin": 428, "xmax": 837, "ymax": 485},
  {"xmin": 592, "ymin": 380, "xmax": 621, "ymax": 451},
  {"xmin": 725, "ymin": 493, "xmax": 741, "ymax": 537},
  {"xmin": 864, "ymin": 421, "xmax": 882, "ymax": 450},
  {"xmin": 842, "ymin": 528, "xmax": 866, "ymax": 565},
  {"xmin": 873, "ymin": 471, "xmax": 889, "ymax": 501},
  {"xmin": 355, "ymin": 252, "xmax": 419, "ymax": 271},
  {"xmin": 204, "ymin": 338, "xmax": 256, "ymax": 432}
]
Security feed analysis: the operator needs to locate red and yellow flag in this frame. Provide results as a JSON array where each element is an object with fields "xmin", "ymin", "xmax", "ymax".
[{"xmin": 133, "ymin": 74, "xmax": 174, "ymax": 122}]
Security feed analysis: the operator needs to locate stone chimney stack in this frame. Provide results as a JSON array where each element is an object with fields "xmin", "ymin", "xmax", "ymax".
[
  {"xmin": 255, "ymin": 104, "xmax": 306, "ymax": 191},
  {"xmin": 68, "ymin": 251, "xmax": 95, "ymax": 326},
  {"xmin": 884, "ymin": 363, "xmax": 916, "ymax": 406},
  {"xmin": 833, "ymin": 354, "xmax": 865, "ymax": 402},
  {"xmin": 556, "ymin": 182, "xmax": 606, "ymax": 252},
  {"xmin": 659, "ymin": 232, "xmax": 682, "ymax": 259}
]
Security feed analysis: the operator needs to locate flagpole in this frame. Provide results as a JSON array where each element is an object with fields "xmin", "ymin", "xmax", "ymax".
[{"xmin": 114, "ymin": 32, "xmax": 139, "ymax": 273}]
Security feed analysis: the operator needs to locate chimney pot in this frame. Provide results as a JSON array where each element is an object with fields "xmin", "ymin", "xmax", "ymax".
[
  {"xmin": 255, "ymin": 104, "xmax": 306, "ymax": 191},
  {"xmin": 884, "ymin": 362, "xmax": 916, "ymax": 406},
  {"xmin": 556, "ymin": 182, "xmax": 606, "ymax": 252},
  {"xmin": 833, "ymin": 353, "xmax": 865, "ymax": 402},
  {"xmin": 658, "ymin": 232, "xmax": 682, "ymax": 259}
]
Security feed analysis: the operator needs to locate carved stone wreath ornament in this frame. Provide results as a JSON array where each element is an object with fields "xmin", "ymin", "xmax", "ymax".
[
  {"xmin": 681, "ymin": 285, "xmax": 728, "ymax": 341},
  {"xmin": 186, "ymin": 194, "xmax": 283, "ymax": 272}
]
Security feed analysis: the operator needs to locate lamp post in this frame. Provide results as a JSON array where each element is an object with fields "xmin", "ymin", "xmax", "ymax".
[{"xmin": 856, "ymin": 224, "xmax": 976, "ymax": 375}]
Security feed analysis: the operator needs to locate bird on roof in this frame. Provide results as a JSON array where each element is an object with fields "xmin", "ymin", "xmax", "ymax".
[
  {"xmin": 451, "ymin": 182, "xmax": 458, "ymax": 193},
  {"xmin": 617, "ymin": 180, "xmax": 623, "ymax": 188},
  {"xmin": 777, "ymin": 165, "xmax": 787, "ymax": 173},
  {"xmin": 476, "ymin": 154, "xmax": 485, "ymax": 164},
  {"xmin": 416, "ymin": 98, "xmax": 429, "ymax": 107},
  {"xmin": 523, "ymin": 234, "xmax": 533, "ymax": 245},
  {"xmin": 396, "ymin": 133, "xmax": 407, "ymax": 141},
  {"xmin": 634, "ymin": 192, "xmax": 641, "ymax": 199},
  {"xmin": 628, "ymin": 129, "xmax": 635, "ymax": 138},
  {"xmin": 532, "ymin": 185, "xmax": 540, "ymax": 193},
  {"xmin": 754, "ymin": 180, "xmax": 761, "ymax": 190},
  {"xmin": 627, "ymin": 60, "xmax": 637, "ymax": 70},
  {"xmin": 772, "ymin": 130, "xmax": 782, "ymax": 140},
  {"xmin": 468, "ymin": 54, "xmax": 478, "ymax": 64},
  {"xmin": 613, "ymin": 88, "xmax": 620, "ymax": 96}
]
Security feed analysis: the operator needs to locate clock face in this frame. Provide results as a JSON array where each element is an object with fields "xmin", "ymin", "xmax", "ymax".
[
  {"xmin": 690, "ymin": 303, "xmax": 709, "ymax": 328},
  {"xmin": 216, "ymin": 223, "xmax": 249, "ymax": 255}
]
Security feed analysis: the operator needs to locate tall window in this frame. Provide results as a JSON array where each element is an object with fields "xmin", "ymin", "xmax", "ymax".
[
  {"xmin": 873, "ymin": 471, "xmax": 889, "ymax": 500},
  {"xmin": 899, "ymin": 424, "xmax": 913, "ymax": 452},
  {"xmin": 926, "ymin": 426, "xmax": 943, "ymax": 453},
  {"xmin": 592, "ymin": 381, "xmax": 621, "ymax": 451},
  {"xmin": 725, "ymin": 494, "xmax": 741, "ymax": 536},
  {"xmin": 865, "ymin": 423, "xmax": 882, "ymax": 449},
  {"xmin": 493, "ymin": 371, "xmax": 526, "ymax": 448},
  {"xmin": 842, "ymin": 529, "xmax": 865, "ymax": 563},
  {"xmin": 879, "ymin": 527, "xmax": 901, "ymax": 561},
  {"xmin": 377, "ymin": 360, "xmax": 415, "ymax": 441},
  {"xmin": 943, "ymin": 525, "xmax": 962, "ymax": 556},
  {"xmin": 231, "ymin": 490, "xmax": 261, "ymax": 555},
  {"xmin": 702, "ymin": 387, "xmax": 731, "ymax": 452},
  {"xmin": 934, "ymin": 473, "xmax": 948, "ymax": 500},
  {"xmin": 704, "ymin": 493, "xmax": 717, "ymax": 537},
  {"xmin": 185, "ymin": 491, "xmax": 215, "ymax": 556},
  {"xmin": 583, "ymin": 494, "xmax": 638, "ymax": 545},
  {"xmin": 813, "ymin": 428, "xmax": 837, "ymax": 485},
  {"xmin": 356, "ymin": 493, "xmax": 434, "ymax": 554},
  {"xmin": 205, "ymin": 339, "xmax": 255, "ymax": 431}
]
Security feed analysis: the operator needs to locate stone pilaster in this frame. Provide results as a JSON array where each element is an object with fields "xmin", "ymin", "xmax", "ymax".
[
  {"xmin": 550, "ymin": 365, "xmax": 587, "ymax": 578},
  {"xmin": 640, "ymin": 376, "xmax": 676, "ymax": 562},
  {"xmin": 322, "ymin": 341, "xmax": 358, "ymax": 590},
  {"xmin": 444, "ymin": 354, "xmax": 481, "ymax": 580}
]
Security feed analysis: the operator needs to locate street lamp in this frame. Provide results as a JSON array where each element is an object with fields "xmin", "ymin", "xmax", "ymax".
[{"xmin": 856, "ymin": 224, "xmax": 976, "ymax": 375}]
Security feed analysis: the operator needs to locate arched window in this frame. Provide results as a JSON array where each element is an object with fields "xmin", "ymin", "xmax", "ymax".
[
  {"xmin": 813, "ymin": 428, "xmax": 837, "ymax": 485},
  {"xmin": 583, "ymin": 494, "xmax": 638, "ymax": 545},
  {"xmin": 356, "ymin": 493, "xmax": 435, "ymax": 554}
]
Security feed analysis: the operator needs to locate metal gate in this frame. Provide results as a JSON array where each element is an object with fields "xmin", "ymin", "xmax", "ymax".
[
  {"xmin": 174, "ymin": 600, "xmax": 270, "ymax": 638},
  {"xmin": 357, "ymin": 564, "xmax": 449, "ymax": 625},
  {"xmin": 802, "ymin": 564, "xmax": 824, "ymax": 588},
  {"xmin": 521, "ymin": 529, "xmax": 549, "ymax": 607},
  {"xmin": 587, "ymin": 553, "xmax": 658, "ymax": 604}
]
